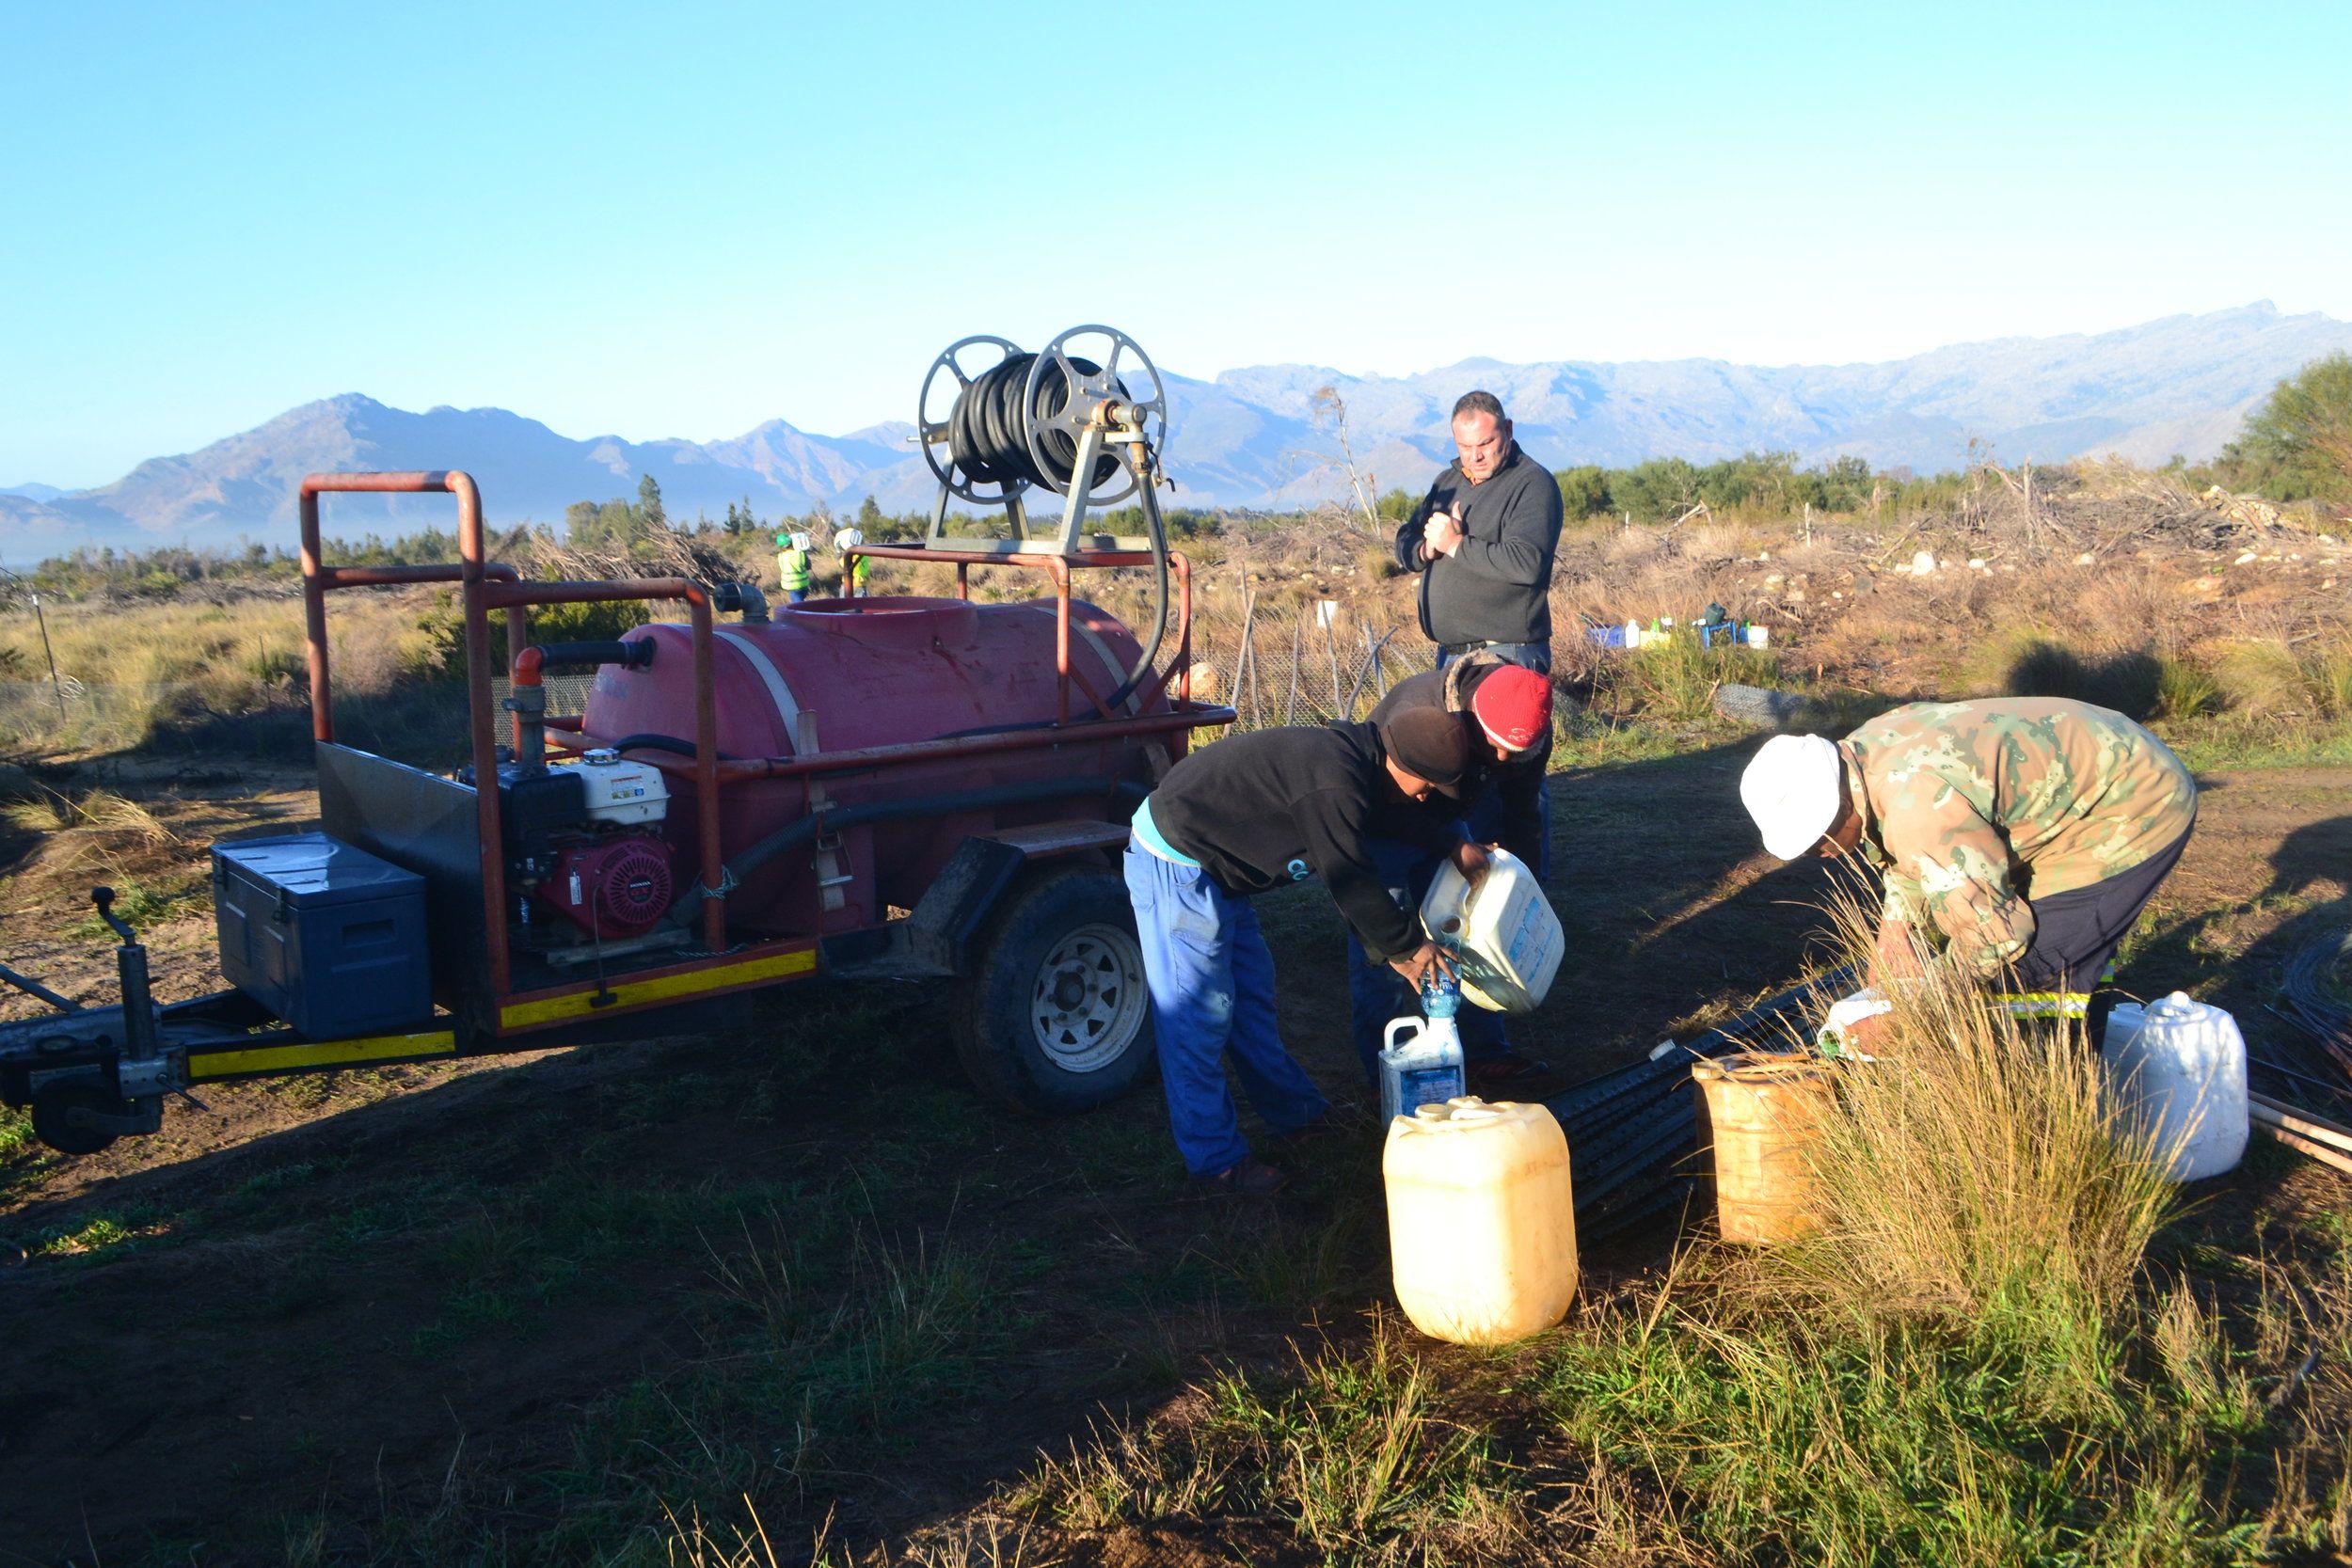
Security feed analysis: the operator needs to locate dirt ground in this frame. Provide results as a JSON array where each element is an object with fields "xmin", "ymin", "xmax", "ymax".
[{"xmin": 1, "ymin": 750, "xmax": 2348, "ymax": 1564}]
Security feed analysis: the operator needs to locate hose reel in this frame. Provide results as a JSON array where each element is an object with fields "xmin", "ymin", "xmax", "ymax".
[
  {"xmin": 910, "ymin": 325, "xmax": 1176, "ymax": 712},
  {"xmin": 916, "ymin": 325, "xmax": 1170, "ymax": 552}
]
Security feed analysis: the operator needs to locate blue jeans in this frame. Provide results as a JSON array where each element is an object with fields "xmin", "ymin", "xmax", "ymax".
[
  {"xmin": 1437, "ymin": 641, "xmax": 1551, "ymax": 676},
  {"xmin": 1345, "ymin": 837, "xmax": 1512, "ymax": 1082},
  {"xmin": 1124, "ymin": 843, "xmax": 1330, "ymax": 1177}
]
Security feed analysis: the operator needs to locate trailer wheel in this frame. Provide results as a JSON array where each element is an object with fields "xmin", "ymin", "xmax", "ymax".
[
  {"xmin": 30, "ymin": 1078, "xmax": 129, "ymax": 1156},
  {"xmin": 952, "ymin": 864, "xmax": 1153, "ymax": 1115}
]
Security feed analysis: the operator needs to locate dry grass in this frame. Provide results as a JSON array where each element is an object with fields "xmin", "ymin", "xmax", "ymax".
[{"xmin": 1773, "ymin": 880, "xmax": 2178, "ymax": 1336}]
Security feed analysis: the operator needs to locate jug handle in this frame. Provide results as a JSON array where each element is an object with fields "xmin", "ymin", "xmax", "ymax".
[{"xmin": 1384, "ymin": 1018, "xmax": 1421, "ymax": 1053}]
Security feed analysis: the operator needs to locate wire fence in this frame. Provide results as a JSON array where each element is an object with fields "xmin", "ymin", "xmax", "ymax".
[{"xmin": 1184, "ymin": 604, "xmax": 1434, "ymax": 729}]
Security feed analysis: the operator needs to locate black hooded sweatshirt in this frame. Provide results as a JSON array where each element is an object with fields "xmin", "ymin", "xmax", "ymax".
[
  {"xmin": 1391, "ymin": 439, "xmax": 1564, "ymax": 647},
  {"xmin": 1143, "ymin": 721, "xmax": 1456, "ymax": 963}
]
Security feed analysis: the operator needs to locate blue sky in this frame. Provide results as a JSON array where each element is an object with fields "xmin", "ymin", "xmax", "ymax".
[{"xmin": 4, "ymin": 0, "xmax": 2347, "ymax": 488}]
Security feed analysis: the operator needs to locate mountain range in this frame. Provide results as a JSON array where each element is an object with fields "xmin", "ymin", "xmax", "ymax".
[{"xmin": 5, "ymin": 301, "xmax": 2346, "ymax": 562}]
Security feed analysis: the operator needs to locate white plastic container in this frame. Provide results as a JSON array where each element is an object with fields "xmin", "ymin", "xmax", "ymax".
[
  {"xmin": 1381, "ymin": 1011, "xmax": 1466, "ymax": 1122},
  {"xmin": 1744, "ymin": 625, "xmax": 1771, "ymax": 648},
  {"xmin": 1419, "ymin": 847, "xmax": 1563, "ymax": 1014},
  {"xmin": 1384, "ymin": 1097, "xmax": 1577, "ymax": 1345},
  {"xmin": 2102, "ymin": 992, "xmax": 2249, "ymax": 1181},
  {"xmin": 573, "ymin": 748, "xmax": 671, "ymax": 827}
]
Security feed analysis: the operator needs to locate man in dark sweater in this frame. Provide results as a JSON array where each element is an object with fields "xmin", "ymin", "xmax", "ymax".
[
  {"xmin": 1392, "ymin": 390, "xmax": 1565, "ymax": 675},
  {"xmin": 1125, "ymin": 709, "xmax": 1486, "ymax": 1194},
  {"xmin": 1349, "ymin": 657, "xmax": 1553, "ymax": 1085}
]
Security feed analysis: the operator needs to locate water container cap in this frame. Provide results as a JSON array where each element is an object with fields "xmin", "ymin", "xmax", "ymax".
[
  {"xmin": 2144, "ymin": 990, "xmax": 2205, "ymax": 1022},
  {"xmin": 583, "ymin": 748, "xmax": 619, "ymax": 766}
]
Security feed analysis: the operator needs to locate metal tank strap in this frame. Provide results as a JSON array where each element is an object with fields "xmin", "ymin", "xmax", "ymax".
[{"xmin": 710, "ymin": 626, "xmax": 849, "ymax": 913}]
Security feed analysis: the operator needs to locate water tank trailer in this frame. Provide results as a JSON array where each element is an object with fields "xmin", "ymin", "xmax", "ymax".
[{"xmin": 0, "ymin": 326, "xmax": 1232, "ymax": 1155}]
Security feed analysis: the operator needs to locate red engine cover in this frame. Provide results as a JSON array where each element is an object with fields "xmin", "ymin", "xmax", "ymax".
[{"xmin": 534, "ymin": 836, "xmax": 673, "ymax": 938}]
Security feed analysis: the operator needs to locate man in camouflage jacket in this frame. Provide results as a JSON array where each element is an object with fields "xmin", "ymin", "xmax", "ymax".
[{"xmin": 1740, "ymin": 697, "xmax": 2198, "ymax": 1037}]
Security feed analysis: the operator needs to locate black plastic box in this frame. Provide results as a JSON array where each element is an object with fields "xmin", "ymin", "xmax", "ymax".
[{"xmin": 214, "ymin": 833, "xmax": 433, "ymax": 1038}]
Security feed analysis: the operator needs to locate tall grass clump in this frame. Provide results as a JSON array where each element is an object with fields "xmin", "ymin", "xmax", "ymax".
[
  {"xmin": 1784, "ymin": 881, "xmax": 2178, "ymax": 1343},
  {"xmin": 1530, "ymin": 877, "xmax": 2306, "ymax": 1565},
  {"xmin": 1616, "ymin": 633, "xmax": 1783, "ymax": 722}
]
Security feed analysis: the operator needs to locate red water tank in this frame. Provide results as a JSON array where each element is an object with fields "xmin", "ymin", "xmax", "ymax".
[{"xmin": 580, "ymin": 594, "xmax": 1172, "ymax": 938}]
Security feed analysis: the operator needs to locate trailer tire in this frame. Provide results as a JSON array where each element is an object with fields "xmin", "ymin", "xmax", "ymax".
[
  {"xmin": 952, "ymin": 864, "xmax": 1154, "ymax": 1115},
  {"xmin": 30, "ymin": 1078, "xmax": 128, "ymax": 1156}
]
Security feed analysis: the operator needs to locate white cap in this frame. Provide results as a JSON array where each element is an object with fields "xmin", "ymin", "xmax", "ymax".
[{"xmin": 1740, "ymin": 734, "xmax": 1843, "ymax": 860}]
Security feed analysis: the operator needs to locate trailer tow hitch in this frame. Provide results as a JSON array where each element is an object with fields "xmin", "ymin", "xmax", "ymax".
[{"xmin": 0, "ymin": 886, "xmax": 174, "ymax": 1154}]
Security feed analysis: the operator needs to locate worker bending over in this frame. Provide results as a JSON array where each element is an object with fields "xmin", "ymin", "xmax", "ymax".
[
  {"xmin": 774, "ymin": 532, "xmax": 813, "ymax": 603},
  {"xmin": 1348, "ymin": 657, "xmax": 1553, "ymax": 1087},
  {"xmin": 1126, "ymin": 709, "xmax": 1486, "ymax": 1195},
  {"xmin": 1740, "ymin": 697, "xmax": 2197, "ymax": 1040}
]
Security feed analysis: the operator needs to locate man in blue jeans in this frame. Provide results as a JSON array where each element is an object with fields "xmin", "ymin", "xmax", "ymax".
[
  {"xmin": 1125, "ymin": 709, "xmax": 1487, "ymax": 1195},
  {"xmin": 1347, "ymin": 657, "xmax": 1552, "ymax": 1087}
]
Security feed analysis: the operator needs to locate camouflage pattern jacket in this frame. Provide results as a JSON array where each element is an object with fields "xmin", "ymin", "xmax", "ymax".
[{"xmin": 1841, "ymin": 698, "xmax": 2197, "ymax": 976}]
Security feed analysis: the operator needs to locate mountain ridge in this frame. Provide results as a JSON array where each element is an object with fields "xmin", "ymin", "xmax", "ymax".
[{"xmin": 4, "ymin": 302, "xmax": 2345, "ymax": 561}]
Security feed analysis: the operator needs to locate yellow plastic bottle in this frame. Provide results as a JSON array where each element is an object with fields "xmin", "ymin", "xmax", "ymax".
[{"xmin": 1382, "ymin": 1097, "xmax": 1577, "ymax": 1345}]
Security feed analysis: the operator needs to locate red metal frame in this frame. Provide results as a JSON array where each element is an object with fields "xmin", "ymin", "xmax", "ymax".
[{"xmin": 300, "ymin": 472, "xmax": 1232, "ymax": 1038}]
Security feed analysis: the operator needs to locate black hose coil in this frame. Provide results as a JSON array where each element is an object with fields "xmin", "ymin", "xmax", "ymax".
[{"xmin": 947, "ymin": 354, "xmax": 1126, "ymax": 493}]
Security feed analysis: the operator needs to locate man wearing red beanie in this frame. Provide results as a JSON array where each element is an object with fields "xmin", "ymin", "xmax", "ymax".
[{"xmin": 1347, "ymin": 655, "xmax": 1555, "ymax": 1088}]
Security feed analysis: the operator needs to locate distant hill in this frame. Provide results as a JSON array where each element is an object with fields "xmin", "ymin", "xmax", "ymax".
[{"xmin": 6, "ymin": 301, "xmax": 2347, "ymax": 562}]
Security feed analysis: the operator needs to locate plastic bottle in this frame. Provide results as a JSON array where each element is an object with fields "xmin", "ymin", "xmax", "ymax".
[
  {"xmin": 1623, "ymin": 617, "xmax": 1643, "ymax": 650},
  {"xmin": 1384, "ymin": 1096, "xmax": 1577, "ymax": 1344},
  {"xmin": 2102, "ymin": 992, "xmax": 2249, "ymax": 1181},
  {"xmin": 1380, "ymin": 967, "xmax": 1467, "ymax": 1123}
]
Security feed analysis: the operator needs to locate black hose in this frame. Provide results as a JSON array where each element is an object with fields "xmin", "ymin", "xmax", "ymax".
[
  {"xmin": 666, "ymin": 775, "xmax": 1119, "ymax": 926},
  {"xmin": 948, "ymin": 355, "xmax": 1124, "ymax": 492},
  {"xmin": 609, "ymin": 734, "xmax": 744, "ymax": 763},
  {"xmin": 531, "ymin": 640, "xmax": 655, "ymax": 672}
]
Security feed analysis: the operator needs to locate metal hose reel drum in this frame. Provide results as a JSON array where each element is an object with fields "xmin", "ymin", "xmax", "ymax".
[{"xmin": 914, "ymin": 325, "xmax": 1171, "ymax": 554}]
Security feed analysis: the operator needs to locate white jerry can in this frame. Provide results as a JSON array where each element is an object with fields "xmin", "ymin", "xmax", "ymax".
[
  {"xmin": 1418, "ymin": 847, "xmax": 1564, "ymax": 1014},
  {"xmin": 2102, "ymin": 992, "xmax": 2249, "ymax": 1182}
]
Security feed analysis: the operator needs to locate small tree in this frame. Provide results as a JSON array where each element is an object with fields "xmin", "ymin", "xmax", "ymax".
[
  {"xmin": 564, "ymin": 499, "xmax": 602, "ymax": 546},
  {"xmin": 636, "ymin": 473, "xmax": 667, "ymax": 531},
  {"xmin": 1555, "ymin": 465, "xmax": 1613, "ymax": 518},
  {"xmin": 2224, "ymin": 352, "xmax": 2352, "ymax": 504}
]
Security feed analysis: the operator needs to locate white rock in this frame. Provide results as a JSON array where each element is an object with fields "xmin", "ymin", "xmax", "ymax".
[
  {"xmin": 1909, "ymin": 549, "xmax": 1937, "ymax": 575},
  {"xmin": 2233, "ymin": 552, "xmax": 2258, "ymax": 565},
  {"xmin": 2074, "ymin": 552, "xmax": 2096, "ymax": 565},
  {"xmin": 1968, "ymin": 558, "xmax": 1987, "ymax": 569}
]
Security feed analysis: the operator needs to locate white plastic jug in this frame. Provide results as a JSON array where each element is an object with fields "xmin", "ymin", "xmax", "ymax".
[
  {"xmin": 1419, "ymin": 847, "xmax": 1563, "ymax": 1014},
  {"xmin": 1381, "ymin": 1015, "xmax": 1466, "ymax": 1122},
  {"xmin": 2102, "ymin": 992, "xmax": 2249, "ymax": 1181}
]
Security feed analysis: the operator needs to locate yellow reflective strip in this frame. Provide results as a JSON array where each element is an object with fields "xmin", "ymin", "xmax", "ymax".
[
  {"xmin": 189, "ymin": 1030, "xmax": 457, "ymax": 1080},
  {"xmin": 500, "ymin": 947, "xmax": 817, "ymax": 1029}
]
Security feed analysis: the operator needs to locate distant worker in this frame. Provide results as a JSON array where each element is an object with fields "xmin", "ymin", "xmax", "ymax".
[
  {"xmin": 775, "ymin": 531, "xmax": 813, "ymax": 603},
  {"xmin": 1127, "ymin": 710, "xmax": 1487, "ymax": 1195},
  {"xmin": 1347, "ymin": 657, "xmax": 1554, "ymax": 1088},
  {"xmin": 1392, "ymin": 389, "xmax": 1565, "ymax": 878},
  {"xmin": 1740, "ymin": 697, "xmax": 2198, "ymax": 1042},
  {"xmin": 834, "ymin": 526, "xmax": 870, "ymax": 598}
]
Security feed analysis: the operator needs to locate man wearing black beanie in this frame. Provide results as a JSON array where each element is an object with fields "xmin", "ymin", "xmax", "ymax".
[{"xmin": 1124, "ymin": 710, "xmax": 1488, "ymax": 1194}]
